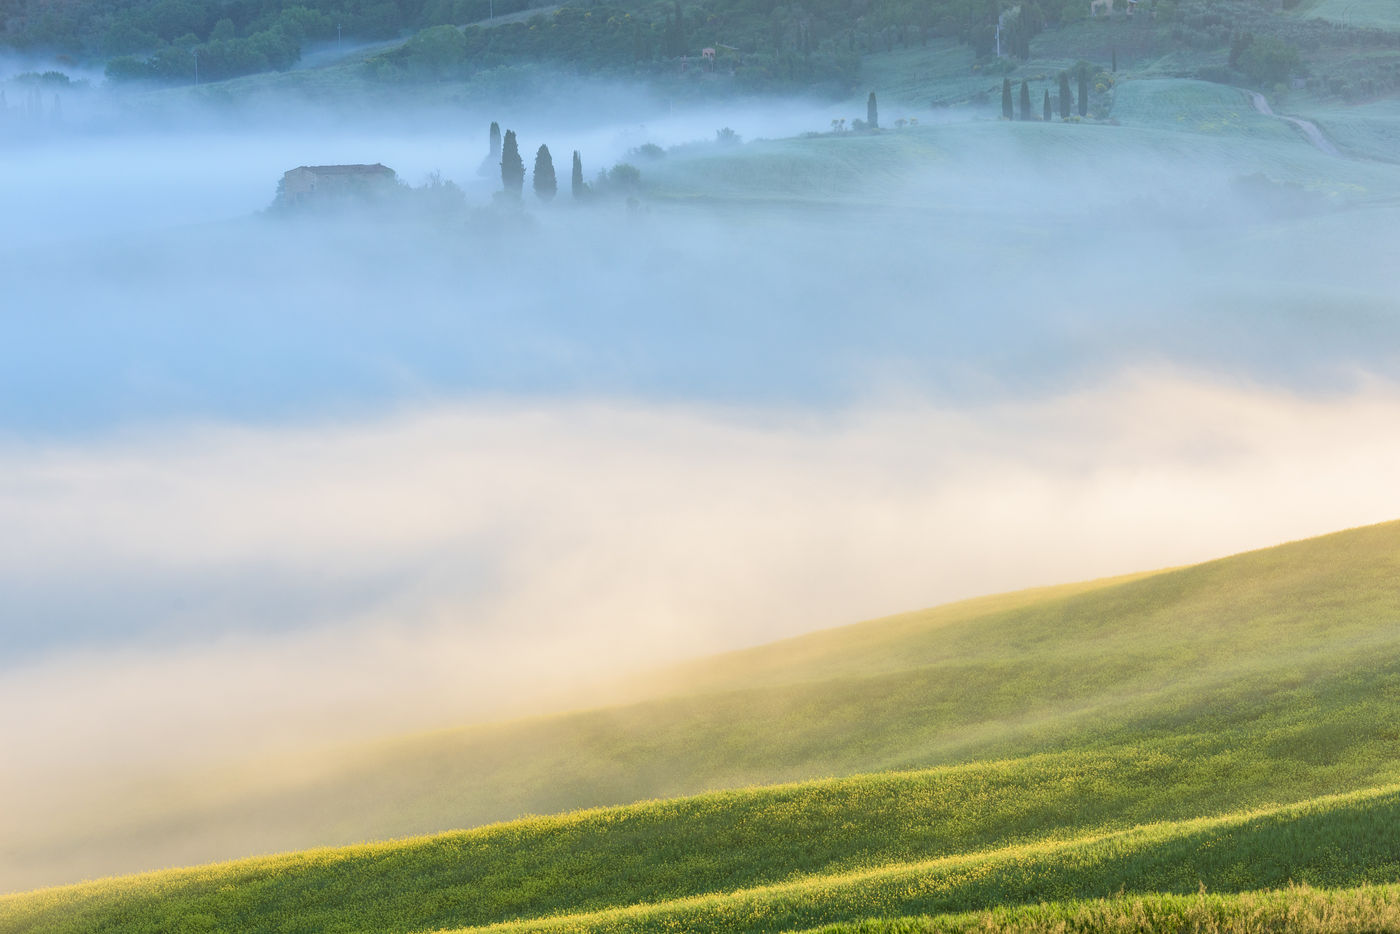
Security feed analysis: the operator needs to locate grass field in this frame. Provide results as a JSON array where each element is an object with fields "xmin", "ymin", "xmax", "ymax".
[
  {"xmin": 5, "ymin": 748, "xmax": 1400, "ymax": 932},
  {"xmin": 1299, "ymin": 0, "xmax": 1400, "ymax": 30},
  {"xmin": 806, "ymin": 885, "xmax": 1400, "ymax": 934},
  {"xmin": 642, "ymin": 76, "xmax": 1400, "ymax": 212},
  {"xmin": 1293, "ymin": 98, "xmax": 1400, "ymax": 162},
  {"xmin": 7, "ymin": 520, "xmax": 1400, "ymax": 930}
]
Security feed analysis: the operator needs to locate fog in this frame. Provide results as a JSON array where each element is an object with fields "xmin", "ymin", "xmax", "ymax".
[{"xmin": 3, "ymin": 72, "xmax": 1400, "ymax": 889}]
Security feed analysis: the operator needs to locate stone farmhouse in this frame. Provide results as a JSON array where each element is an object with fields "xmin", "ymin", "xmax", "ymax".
[{"xmin": 280, "ymin": 163, "xmax": 397, "ymax": 205}]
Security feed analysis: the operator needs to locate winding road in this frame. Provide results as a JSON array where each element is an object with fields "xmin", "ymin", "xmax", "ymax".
[{"xmin": 1244, "ymin": 89, "xmax": 1342, "ymax": 157}]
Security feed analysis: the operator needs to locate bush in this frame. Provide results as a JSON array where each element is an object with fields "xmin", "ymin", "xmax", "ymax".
[
  {"xmin": 629, "ymin": 143, "xmax": 666, "ymax": 160},
  {"xmin": 607, "ymin": 162, "xmax": 642, "ymax": 189}
]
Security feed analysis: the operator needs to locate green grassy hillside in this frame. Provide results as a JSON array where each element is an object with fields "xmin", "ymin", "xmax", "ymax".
[
  {"xmin": 6, "ymin": 769, "xmax": 1400, "ymax": 932},
  {"xmin": 7, "ymin": 520, "xmax": 1400, "ymax": 930},
  {"xmin": 1301, "ymin": 0, "xmax": 1400, "ymax": 30},
  {"xmin": 1293, "ymin": 98, "xmax": 1400, "ymax": 162},
  {"xmin": 806, "ymin": 884, "xmax": 1400, "ymax": 934},
  {"xmin": 643, "ymin": 94, "xmax": 1400, "ymax": 210}
]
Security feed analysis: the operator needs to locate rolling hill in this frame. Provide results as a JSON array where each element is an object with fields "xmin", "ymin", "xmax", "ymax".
[{"xmin": 6, "ymin": 519, "xmax": 1400, "ymax": 931}]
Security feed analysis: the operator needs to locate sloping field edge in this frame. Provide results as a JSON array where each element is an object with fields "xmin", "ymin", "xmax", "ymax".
[
  {"xmin": 444, "ymin": 784, "xmax": 1400, "ymax": 934},
  {"xmin": 795, "ymin": 883, "xmax": 1400, "ymax": 933}
]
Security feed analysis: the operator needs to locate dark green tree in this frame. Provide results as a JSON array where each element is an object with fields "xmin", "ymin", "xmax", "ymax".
[
  {"xmin": 867, "ymin": 91, "xmax": 878, "ymax": 129},
  {"xmin": 1002, "ymin": 77, "xmax": 1013, "ymax": 119},
  {"xmin": 489, "ymin": 121, "xmax": 501, "ymax": 159},
  {"xmin": 1239, "ymin": 36, "xmax": 1302, "ymax": 86},
  {"xmin": 1078, "ymin": 69, "xmax": 1089, "ymax": 116},
  {"xmin": 572, "ymin": 150, "xmax": 585, "ymax": 199},
  {"xmin": 1111, "ymin": 47, "xmax": 1117, "ymax": 73},
  {"xmin": 1059, "ymin": 72, "xmax": 1072, "ymax": 118},
  {"xmin": 500, "ymin": 129, "xmax": 524, "ymax": 196},
  {"xmin": 533, "ymin": 144, "xmax": 557, "ymax": 202},
  {"xmin": 1043, "ymin": 88, "xmax": 1051, "ymax": 121},
  {"xmin": 1019, "ymin": 79, "xmax": 1031, "ymax": 120}
]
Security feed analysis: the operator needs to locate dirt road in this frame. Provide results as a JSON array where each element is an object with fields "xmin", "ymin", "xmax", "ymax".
[{"xmin": 1244, "ymin": 89, "xmax": 1342, "ymax": 157}]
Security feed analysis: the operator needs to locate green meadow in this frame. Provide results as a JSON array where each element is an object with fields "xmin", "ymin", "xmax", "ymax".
[
  {"xmin": 7, "ymin": 519, "xmax": 1400, "ymax": 931},
  {"xmin": 808, "ymin": 885, "xmax": 1400, "ymax": 934},
  {"xmin": 1300, "ymin": 0, "xmax": 1400, "ymax": 30},
  {"xmin": 1293, "ymin": 98, "xmax": 1400, "ymax": 162}
]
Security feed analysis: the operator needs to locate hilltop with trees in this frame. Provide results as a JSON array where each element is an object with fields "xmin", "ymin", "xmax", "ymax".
[{"xmin": 5, "ymin": 0, "xmax": 1391, "ymax": 102}]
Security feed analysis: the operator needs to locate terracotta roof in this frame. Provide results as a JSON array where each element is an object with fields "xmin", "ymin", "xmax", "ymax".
[{"xmin": 290, "ymin": 164, "xmax": 396, "ymax": 175}]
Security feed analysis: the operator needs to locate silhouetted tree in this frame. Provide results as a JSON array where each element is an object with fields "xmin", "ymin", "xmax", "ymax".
[
  {"xmin": 489, "ymin": 121, "xmax": 501, "ymax": 159},
  {"xmin": 867, "ymin": 91, "xmax": 879, "ymax": 129},
  {"xmin": 1002, "ymin": 78, "xmax": 1013, "ymax": 119},
  {"xmin": 1059, "ymin": 72, "xmax": 1072, "ymax": 118},
  {"xmin": 1043, "ymin": 89, "xmax": 1051, "ymax": 121},
  {"xmin": 500, "ymin": 129, "xmax": 524, "ymax": 196},
  {"xmin": 533, "ymin": 144, "xmax": 557, "ymax": 202},
  {"xmin": 1078, "ymin": 70, "xmax": 1089, "ymax": 116},
  {"xmin": 572, "ymin": 150, "xmax": 585, "ymax": 199},
  {"xmin": 1019, "ymin": 79, "xmax": 1031, "ymax": 120}
]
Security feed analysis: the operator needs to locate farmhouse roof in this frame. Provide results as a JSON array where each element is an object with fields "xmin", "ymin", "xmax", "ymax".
[{"xmin": 293, "ymin": 163, "xmax": 396, "ymax": 175}]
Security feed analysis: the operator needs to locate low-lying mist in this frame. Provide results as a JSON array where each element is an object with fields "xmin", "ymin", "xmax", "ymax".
[{"xmin": 4, "ymin": 76, "xmax": 1400, "ymax": 890}]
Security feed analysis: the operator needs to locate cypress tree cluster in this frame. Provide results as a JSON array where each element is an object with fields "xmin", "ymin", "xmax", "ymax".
[
  {"xmin": 1019, "ymin": 79, "xmax": 1031, "ymax": 120},
  {"xmin": 1078, "ymin": 69, "xmax": 1089, "ymax": 116},
  {"xmin": 867, "ymin": 91, "xmax": 879, "ymax": 129},
  {"xmin": 489, "ymin": 121, "xmax": 501, "ymax": 159},
  {"xmin": 1002, "ymin": 78, "xmax": 1013, "ymax": 119},
  {"xmin": 572, "ymin": 150, "xmax": 585, "ymax": 200},
  {"xmin": 1043, "ymin": 89, "xmax": 1051, "ymax": 122},
  {"xmin": 1059, "ymin": 72, "xmax": 1072, "ymax": 119}
]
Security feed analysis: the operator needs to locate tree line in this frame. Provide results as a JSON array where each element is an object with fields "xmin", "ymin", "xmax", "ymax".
[
  {"xmin": 5, "ymin": 0, "xmax": 1081, "ymax": 90},
  {"xmin": 490, "ymin": 121, "xmax": 640, "ymax": 205},
  {"xmin": 1000, "ymin": 62, "xmax": 1103, "ymax": 120}
]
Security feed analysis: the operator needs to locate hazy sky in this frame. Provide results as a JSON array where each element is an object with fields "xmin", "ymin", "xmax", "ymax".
[{"xmin": 4, "ymin": 71, "xmax": 1400, "ymax": 889}]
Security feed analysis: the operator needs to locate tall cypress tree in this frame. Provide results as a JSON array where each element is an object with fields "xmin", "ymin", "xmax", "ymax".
[
  {"xmin": 571, "ymin": 150, "xmax": 585, "ymax": 200},
  {"xmin": 500, "ymin": 129, "xmax": 524, "ymax": 196},
  {"xmin": 1059, "ymin": 72, "xmax": 1072, "ymax": 118},
  {"xmin": 867, "ymin": 91, "xmax": 879, "ymax": 129},
  {"xmin": 1078, "ymin": 69, "xmax": 1089, "ymax": 116},
  {"xmin": 1019, "ymin": 79, "xmax": 1031, "ymax": 120},
  {"xmin": 533, "ymin": 144, "xmax": 557, "ymax": 202},
  {"xmin": 489, "ymin": 121, "xmax": 501, "ymax": 159},
  {"xmin": 1043, "ymin": 89, "xmax": 1051, "ymax": 121},
  {"xmin": 1002, "ymin": 78, "xmax": 1013, "ymax": 119}
]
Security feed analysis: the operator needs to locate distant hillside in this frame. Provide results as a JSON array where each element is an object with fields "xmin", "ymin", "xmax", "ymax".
[
  {"xmin": 7, "ymin": 0, "xmax": 1397, "ymax": 99},
  {"xmin": 5, "ymin": 520, "xmax": 1400, "ymax": 931}
]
